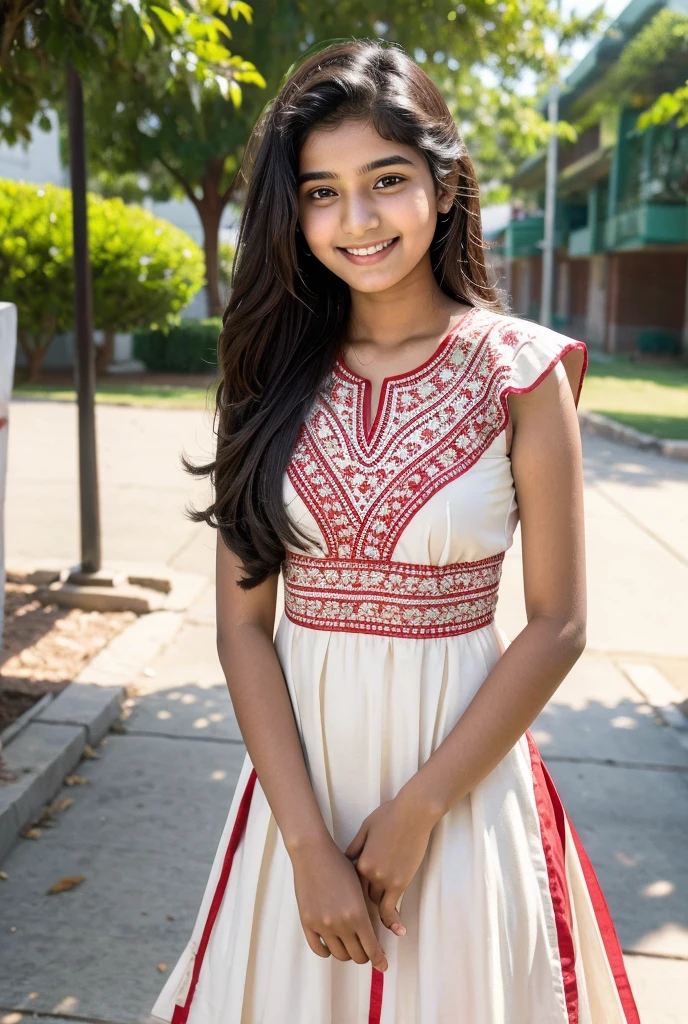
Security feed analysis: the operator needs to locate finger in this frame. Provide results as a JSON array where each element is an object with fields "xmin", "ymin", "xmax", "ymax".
[
  {"xmin": 368, "ymin": 881, "xmax": 385, "ymax": 907},
  {"xmin": 340, "ymin": 929, "xmax": 371, "ymax": 966},
  {"xmin": 320, "ymin": 932, "xmax": 351, "ymax": 963},
  {"xmin": 380, "ymin": 889, "xmax": 407, "ymax": 936},
  {"xmin": 357, "ymin": 919, "xmax": 388, "ymax": 973},
  {"xmin": 304, "ymin": 928, "xmax": 331, "ymax": 959},
  {"xmin": 344, "ymin": 825, "xmax": 367, "ymax": 860}
]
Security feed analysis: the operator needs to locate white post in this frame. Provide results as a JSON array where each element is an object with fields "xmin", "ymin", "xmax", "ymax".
[
  {"xmin": 0, "ymin": 302, "xmax": 18, "ymax": 654},
  {"xmin": 541, "ymin": 82, "xmax": 560, "ymax": 329}
]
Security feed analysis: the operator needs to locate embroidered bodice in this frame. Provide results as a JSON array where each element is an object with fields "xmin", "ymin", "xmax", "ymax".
[{"xmin": 281, "ymin": 307, "xmax": 587, "ymax": 638}]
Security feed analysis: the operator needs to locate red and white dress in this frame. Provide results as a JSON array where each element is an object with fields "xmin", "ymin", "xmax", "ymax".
[{"xmin": 150, "ymin": 307, "xmax": 640, "ymax": 1024}]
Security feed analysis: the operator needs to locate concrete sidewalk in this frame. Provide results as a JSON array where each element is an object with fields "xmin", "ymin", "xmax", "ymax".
[{"xmin": 1, "ymin": 400, "xmax": 687, "ymax": 1023}]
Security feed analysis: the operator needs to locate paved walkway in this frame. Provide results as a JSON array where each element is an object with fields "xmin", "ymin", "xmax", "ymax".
[{"xmin": 1, "ymin": 399, "xmax": 687, "ymax": 1023}]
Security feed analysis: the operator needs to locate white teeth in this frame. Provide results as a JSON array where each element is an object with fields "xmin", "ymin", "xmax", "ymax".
[{"xmin": 345, "ymin": 239, "xmax": 396, "ymax": 256}]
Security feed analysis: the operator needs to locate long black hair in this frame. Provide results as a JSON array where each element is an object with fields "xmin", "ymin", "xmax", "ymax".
[{"xmin": 183, "ymin": 38, "xmax": 506, "ymax": 589}]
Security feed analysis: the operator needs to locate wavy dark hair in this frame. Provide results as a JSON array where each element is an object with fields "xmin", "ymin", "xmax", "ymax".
[{"xmin": 183, "ymin": 37, "xmax": 506, "ymax": 589}]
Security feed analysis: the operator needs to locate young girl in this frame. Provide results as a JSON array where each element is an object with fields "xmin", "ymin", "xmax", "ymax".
[{"xmin": 150, "ymin": 38, "xmax": 639, "ymax": 1024}]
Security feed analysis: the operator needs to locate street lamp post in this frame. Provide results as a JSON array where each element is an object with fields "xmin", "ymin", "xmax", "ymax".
[
  {"xmin": 66, "ymin": 62, "xmax": 102, "ymax": 574},
  {"xmin": 540, "ymin": 79, "xmax": 560, "ymax": 330}
]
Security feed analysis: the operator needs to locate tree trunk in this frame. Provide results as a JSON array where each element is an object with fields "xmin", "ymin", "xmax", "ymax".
[
  {"xmin": 95, "ymin": 328, "xmax": 115, "ymax": 375},
  {"xmin": 27, "ymin": 344, "xmax": 47, "ymax": 384},
  {"xmin": 199, "ymin": 203, "xmax": 224, "ymax": 318},
  {"xmin": 18, "ymin": 328, "xmax": 52, "ymax": 384},
  {"xmin": 173, "ymin": 160, "xmax": 230, "ymax": 318}
]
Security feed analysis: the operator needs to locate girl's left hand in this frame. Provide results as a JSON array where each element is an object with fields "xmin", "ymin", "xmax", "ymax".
[{"xmin": 343, "ymin": 794, "xmax": 436, "ymax": 937}]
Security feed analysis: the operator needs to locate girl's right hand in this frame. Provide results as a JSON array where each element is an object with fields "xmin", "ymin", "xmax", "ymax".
[{"xmin": 290, "ymin": 833, "xmax": 389, "ymax": 972}]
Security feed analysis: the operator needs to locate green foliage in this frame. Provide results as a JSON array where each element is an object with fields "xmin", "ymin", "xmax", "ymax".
[
  {"xmin": 0, "ymin": 1, "xmax": 261, "ymax": 144},
  {"xmin": 133, "ymin": 318, "xmax": 222, "ymax": 372},
  {"xmin": 0, "ymin": 181, "xmax": 75, "ymax": 360},
  {"xmin": 89, "ymin": 196, "xmax": 205, "ymax": 332},
  {"xmin": 575, "ymin": 11, "xmax": 688, "ymax": 134},
  {"xmin": 0, "ymin": 178, "xmax": 204, "ymax": 369}
]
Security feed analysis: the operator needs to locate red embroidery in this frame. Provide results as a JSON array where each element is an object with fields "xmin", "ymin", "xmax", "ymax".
[
  {"xmin": 282, "ymin": 551, "xmax": 504, "ymax": 639},
  {"xmin": 287, "ymin": 309, "xmax": 568, "ymax": 562}
]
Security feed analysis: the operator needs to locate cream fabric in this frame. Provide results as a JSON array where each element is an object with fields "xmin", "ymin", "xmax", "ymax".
[{"xmin": 149, "ymin": 315, "xmax": 634, "ymax": 1024}]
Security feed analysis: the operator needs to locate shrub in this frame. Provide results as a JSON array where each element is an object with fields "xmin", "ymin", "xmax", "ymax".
[
  {"xmin": 0, "ymin": 181, "xmax": 74, "ymax": 380},
  {"xmin": 133, "ymin": 318, "xmax": 222, "ymax": 373},
  {"xmin": 0, "ymin": 179, "xmax": 205, "ymax": 380}
]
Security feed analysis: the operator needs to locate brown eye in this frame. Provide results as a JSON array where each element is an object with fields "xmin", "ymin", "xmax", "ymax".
[
  {"xmin": 374, "ymin": 175, "xmax": 405, "ymax": 188},
  {"xmin": 309, "ymin": 187, "xmax": 336, "ymax": 200}
]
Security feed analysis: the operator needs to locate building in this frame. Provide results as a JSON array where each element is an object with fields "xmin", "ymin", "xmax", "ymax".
[{"xmin": 488, "ymin": 0, "xmax": 688, "ymax": 354}]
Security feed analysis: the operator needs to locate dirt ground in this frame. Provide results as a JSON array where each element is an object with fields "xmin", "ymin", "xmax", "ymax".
[{"xmin": 0, "ymin": 582, "xmax": 137, "ymax": 733}]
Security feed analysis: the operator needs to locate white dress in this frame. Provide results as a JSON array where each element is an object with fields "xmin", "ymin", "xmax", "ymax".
[{"xmin": 149, "ymin": 307, "xmax": 640, "ymax": 1024}]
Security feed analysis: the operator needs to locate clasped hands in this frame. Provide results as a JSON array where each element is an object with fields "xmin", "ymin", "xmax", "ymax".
[{"xmin": 291, "ymin": 789, "xmax": 439, "ymax": 973}]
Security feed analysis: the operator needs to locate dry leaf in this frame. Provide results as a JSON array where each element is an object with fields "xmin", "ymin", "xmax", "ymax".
[
  {"xmin": 64, "ymin": 774, "xmax": 89, "ymax": 786},
  {"xmin": 109, "ymin": 720, "xmax": 127, "ymax": 734},
  {"xmin": 21, "ymin": 827, "xmax": 42, "ymax": 840},
  {"xmin": 52, "ymin": 797, "xmax": 75, "ymax": 813},
  {"xmin": 83, "ymin": 744, "xmax": 100, "ymax": 759},
  {"xmin": 157, "ymin": 963, "xmax": 167, "ymax": 972},
  {"xmin": 47, "ymin": 875, "xmax": 85, "ymax": 895},
  {"xmin": 0, "ymin": 871, "xmax": 8, "ymax": 880},
  {"xmin": 166, "ymin": 914, "xmax": 175, "ymax": 921}
]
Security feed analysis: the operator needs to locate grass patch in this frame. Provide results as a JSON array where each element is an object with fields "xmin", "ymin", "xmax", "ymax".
[
  {"xmin": 579, "ymin": 354, "xmax": 688, "ymax": 440},
  {"xmin": 13, "ymin": 380, "xmax": 218, "ymax": 410}
]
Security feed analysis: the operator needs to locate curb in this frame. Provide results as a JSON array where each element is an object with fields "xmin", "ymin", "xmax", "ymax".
[
  {"xmin": 0, "ymin": 568, "xmax": 206, "ymax": 863},
  {"xmin": 619, "ymin": 661, "xmax": 688, "ymax": 754},
  {"xmin": 578, "ymin": 410, "xmax": 688, "ymax": 461}
]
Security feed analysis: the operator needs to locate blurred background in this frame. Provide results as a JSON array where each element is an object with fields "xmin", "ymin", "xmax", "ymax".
[{"xmin": 0, "ymin": 2, "xmax": 686, "ymax": 1023}]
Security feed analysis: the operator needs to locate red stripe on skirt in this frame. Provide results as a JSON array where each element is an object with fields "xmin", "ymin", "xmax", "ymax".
[
  {"xmin": 530, "ymin": 734, "xmax": 641, "ymax": 1024},
  {"xmin": 564, "ymin": 810, "xmax": 641, "ymax": 1023},
  {"xmin": 368, "ymin": 966, "xmax": 384, "ymax": 1024},
  {"xmin": 526, "ymin": 731, "xmax": 579, "ymax": 1022},
  {"xmin": 171, "ymin": 767, "xmax": 258, "ymax": 1024}
]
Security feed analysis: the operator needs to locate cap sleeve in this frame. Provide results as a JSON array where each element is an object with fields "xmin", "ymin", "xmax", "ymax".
[{"xmin": 499, "ymin": 317, "xmax": 588, "ymax": 409}]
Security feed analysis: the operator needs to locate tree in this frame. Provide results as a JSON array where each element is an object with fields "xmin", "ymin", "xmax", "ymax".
[
  {"xmin": 0, "ymin": 1, "xmax": 259, "ymax": 574},
  {"xmin": 80, "ymin": 0, "xmax": 603, "ymax": 315}
]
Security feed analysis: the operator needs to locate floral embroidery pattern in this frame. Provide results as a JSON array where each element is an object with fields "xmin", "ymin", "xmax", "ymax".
[
  {"xmin": 287, "ymin": 308, "xmax": 528, "ymax": 562},
  {"xmin": 282, "ymin": 551, "xmax": 504, "ymax": 639},
  {"xmin": 283, "ymin": 309, "xmax": 587, "ymax": 639}
]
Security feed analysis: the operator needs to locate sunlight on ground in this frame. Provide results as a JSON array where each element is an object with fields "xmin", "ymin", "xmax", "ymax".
[
  {"xmin": 642, "ymin": 880, "xmax": 676, "ymax": 898},
  {"xmin": 610, "ymin": 715, "xmax": 638, "ymax": 729}
]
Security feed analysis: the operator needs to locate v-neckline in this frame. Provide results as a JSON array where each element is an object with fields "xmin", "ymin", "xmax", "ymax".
[{"xmin": 334, "ymin": 306, "xmax": 478, "ymax": 444}]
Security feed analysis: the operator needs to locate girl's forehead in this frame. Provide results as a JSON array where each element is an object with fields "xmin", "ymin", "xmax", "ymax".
[{"xmin": 298, "ymin": 122, "xmax": 418, "ymax": 173}]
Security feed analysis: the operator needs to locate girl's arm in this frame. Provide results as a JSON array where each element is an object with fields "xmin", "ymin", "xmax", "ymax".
[
  {"xmin": 216, "ymin": 537, "xmax": 390, "ymax": 970},
  {"xmin": 345, "ymin": 363, "xmax": 586, "ymax": 932},
  {"xmin": 401, "ymin": 361, "xmax": 586, "ymax": 812}
]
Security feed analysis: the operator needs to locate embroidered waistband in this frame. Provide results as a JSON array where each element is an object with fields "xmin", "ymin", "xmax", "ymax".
[{"xmin": 281, "ymin": 551, "xmax": 504, "ymax": 639}]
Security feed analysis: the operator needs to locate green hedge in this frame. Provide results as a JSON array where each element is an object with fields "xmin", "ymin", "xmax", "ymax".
[
  {"xmin": 0, "ymin": 178, "xmax": 205, "ymax": 379},
  {"xmin": 133, "ymin": 318, "xmax": 222, "ymax": 373}
]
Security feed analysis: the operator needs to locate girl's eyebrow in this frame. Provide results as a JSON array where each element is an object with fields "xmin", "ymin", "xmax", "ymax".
[{"xmin": 297, "ymin": 154, "xmax": 415, "ymax": 186}]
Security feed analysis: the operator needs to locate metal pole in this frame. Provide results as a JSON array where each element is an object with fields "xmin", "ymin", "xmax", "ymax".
[
  {"xmin": 66, "ymin": 63, "xmax": 101, "ymax": 573},
  {"xmin": 541, "ymin": 80, "xmax": 559, "ymax": 329}
]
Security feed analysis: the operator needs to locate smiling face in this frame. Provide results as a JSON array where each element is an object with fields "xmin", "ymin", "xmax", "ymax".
[{"xmin": 296, "ymin": 119, "xmax": 454, "ymax": 295}]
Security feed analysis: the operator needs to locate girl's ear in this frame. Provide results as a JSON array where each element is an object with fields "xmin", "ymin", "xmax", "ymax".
[{"xmin": 437, "ymin": 165, "xmax": 460, "ymax": 215}]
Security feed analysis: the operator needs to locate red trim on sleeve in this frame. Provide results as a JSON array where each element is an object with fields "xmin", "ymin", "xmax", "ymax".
[{"xmin": 171, "ymin": 767, "xmax": 258, "ymax": 1024}]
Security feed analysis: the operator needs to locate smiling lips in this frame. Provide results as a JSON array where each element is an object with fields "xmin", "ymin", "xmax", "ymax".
[{"xmin": 338, "ymin": 237, "xmax": 400, "ymax": 265}]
